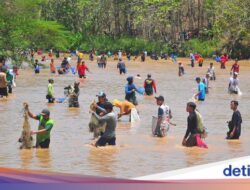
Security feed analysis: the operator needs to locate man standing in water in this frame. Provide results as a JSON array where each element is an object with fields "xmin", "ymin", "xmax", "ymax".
[
  {"xmin": 144, "ymin": 74, "xmax": 157, "ymax": 96},
  {"xmin": 117, "ymin": 58, "xmax": 126, "ymax": 75},
  {"xmin": 95, "ymin": 91, "xmax": 109, "ymax": 116},
  {"xmin": 125, "ymin": 76, "xmax": 139, "ymax": 105},
  {"xmin": 154, "ymin": 96, "xmax": 172, "ymax": 137},
  {"xmin": 46, "ymin": 79, "xmax": 55, "ymax": 103},
  {"xmin": 182, "ymin": 102, "xmax": 198, "ymax": 147},
  {"xmin": 226, "ymin": 101, "xmax": 242, "ymax": 140},
  {"xmin": 194, "ymin": 77, "xmax": 206, "ymax": 101},
  {"xmin": 231, "ymin": 59, "xmax": 240, "ymax": 74},
  {"xmin": 91, "ymin": 102, "xmax": 117, "ymax": 147},
  {"xmin": 228, "ymin": 72, "xmax": 240, "ymax": 94},
  {"xmin": 24, "ymin": 104, "xmax": 54, "ymax": 148}
]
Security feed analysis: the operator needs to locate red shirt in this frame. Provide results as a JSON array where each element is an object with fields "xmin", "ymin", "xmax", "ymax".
[
  {"xmin": 78, "ymin": 65, "xmax": 88, "ymax": 76},
  {"xmin": 195, "ymin": 54, "xmax": 201, "ymax": 61},
  {"xmin": 221, "ymin": 55, "xmax": 228, "ymax": 64},
  {"xmin": 231, "ymin": 63, "xmax": 240, "ymax": 73}
]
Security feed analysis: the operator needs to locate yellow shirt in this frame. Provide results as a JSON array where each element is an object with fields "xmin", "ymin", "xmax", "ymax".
[
  {"xmin": 113, "ymin": 99, "xmax": 135, "ymax": 113},
  {"xmin": 78, "ymin": 53, "xmax": 84, "ymax": 59}
]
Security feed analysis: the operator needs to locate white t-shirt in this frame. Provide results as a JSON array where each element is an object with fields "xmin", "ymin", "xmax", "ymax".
[
  {"xmin": 158, "ymin": 104, "xmax": 171, "ymax": 127},
  {"xmin": 229, "ymin": 77, "xmax": 239, "ymax": 91},
  {"xmin": 118, "ymin": 51, "xmax": 122, "ymax": 58}
]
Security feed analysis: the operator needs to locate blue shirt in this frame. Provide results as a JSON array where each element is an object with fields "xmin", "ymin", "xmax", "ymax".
[
  {"xmin": 125, "ymin": 84, "xmax": 137, "ymax": 95},
  {"xmin": 198, "ymin": 82, "xmax": 206, "ymax": 100}
]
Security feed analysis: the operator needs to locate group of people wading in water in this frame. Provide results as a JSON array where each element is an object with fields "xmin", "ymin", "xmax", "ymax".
[{"xmin": 0, "ymin": 50, "xmax": 243, "ymax": 149}]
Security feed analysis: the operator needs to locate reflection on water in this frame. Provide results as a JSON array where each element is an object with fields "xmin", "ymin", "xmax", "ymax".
[
  {"xmin": 36, "ymin": 149, "xmax": 51, "ymax": 169},
  {"xmin": 0, "ymin": 57, "xmax": 250, "ymax": 178},
  {"xmin": 20, "ymin": 149, "xmax": 33, "ymax": 168},
  {"xmin": 184, "ymin": 147, "xmax": 208, "ymax": 167},
  {"xmin": 226, "ymin": 140, "xmax": 243, "ymax": 154},
  {"xmin": 87, "ymin": 147, "xmax": 118, "ymax": 176}
]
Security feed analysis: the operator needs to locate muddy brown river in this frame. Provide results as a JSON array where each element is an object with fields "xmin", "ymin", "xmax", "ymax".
[{"xmin": 0, "ymin": 56, "xmax": 249, "ymax": 178}]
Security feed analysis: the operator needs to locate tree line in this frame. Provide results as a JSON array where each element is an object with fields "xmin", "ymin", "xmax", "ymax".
[{"xmin": 1, "ymin": 0, "xmax": 250, "ymax": 62}]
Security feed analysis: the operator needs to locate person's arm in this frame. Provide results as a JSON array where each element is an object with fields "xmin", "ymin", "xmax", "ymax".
[
  {"xmin": 182, "ymin": 126, "xmax": 190, "ymax": 146},
  {"xmin": 195, "ymin": 86, "xmax": 201, "ymax": 97},
  {"xmin": 230, "ymin": 112, "xmax": 241, "ymax": 137},
  {"xmin": 152, "ymin": 80, "xmax": 157, "ymax": 93},
  {"xmin": 119, "ymin": 106, "xmax": 132, "ymax": 118},
  {"xmin": 95, "ymin": 105, "xmax": 107, "ymax": 114},
  {"xmin": 31, "ymin": 123, "xmax": 53, "ymax": 135},
  {"xmin": 143, "ymin": 81, "xmax": 146, "ymax": 88},
  {"xmin": 169, "ymin": 109, "xmax": 173, "ymax": 119},
  {"xmin": 228, "ymin": 79, "xmax": 232, "ymax": 89},
  {"xmin": 92, "ymin": 111, "xmax": 109, "ymax": 122},
  {"xmin": 24, "ymin": 104, "xmax": 38, "ymax": 120}
]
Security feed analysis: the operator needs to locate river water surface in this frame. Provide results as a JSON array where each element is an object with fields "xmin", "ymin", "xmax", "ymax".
[{"xmin": 0, "ymin": 56, "xmax": 249, "ymax": 178}]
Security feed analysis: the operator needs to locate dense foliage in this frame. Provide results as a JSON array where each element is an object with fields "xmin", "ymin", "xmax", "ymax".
[{"xmin": 1, "ymin": 0, "xmax": 250, "ymax": 62}]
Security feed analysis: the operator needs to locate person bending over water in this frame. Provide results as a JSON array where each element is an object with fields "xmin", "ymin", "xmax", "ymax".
[
  {"xmin": 24, "ymin": 104, "xmax": 54, "ymax": 149},
  {"xmin": 112, "ymin": 99, "xmax": 138, "ymax": 121},
  {"xmin": 91, "ymin": 102, "xmax": 117, "ymax": 147},
  {"xmin": 226, "ymin": 100, "xmax": 242, "ymax": 140}
]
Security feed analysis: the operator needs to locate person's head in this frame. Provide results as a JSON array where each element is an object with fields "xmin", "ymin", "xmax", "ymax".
[
  {"xmin": 41, "ymin": 109, "xmax": 50, "ymax": 120},
  {"xmin": 235, "ymin": 59, "xmax": 238, "ymax": 64},
  {"xmin": 147, "ymin": 74, "xmax": 151, "ymax": 78},
  {"xmin": 96, "ymin": 91, "xmax": 107, "ymax": 103},
  {"xmin": 178, "ymin": 62, "xmax": 182, "ymax": 66},
  {"xmin": 48, "ymin": 79, "xmax": 54, "ymax": 84},
  {"xmin": 206, "ymin": 73, "xmax": 210, "ymax": 78},
  {"xmin": 210, "ymin": 62, "xmax": 213, "ymax": 67},
  {"xmin": 155, "ymin": 95, "xmax": 164, "ymax": 106},
  {"xmin": 186, "ymin": 102, "xmax": 196, "ymax": 113},
  {"xmin": 81, "ymin": 61, "xmax": 85, "ymax": 65},
  {"xmin": 74, "ymin": 81, "xmax": 80, "ymax": 89},
  {"xmin": 104, "ymin": 102, "xmax": 113, "ymax": 113},
  {"xmin": 233, "ymin": 72, "xmax": 238, "ymax": 78},
  {"xmin": 35, "ymin": 59, "xmax": 38, "ymax": 63},
  {"xmin": 119, "ymin": 58, "xmax": 122, "ymax": 61},
  {"xmin": 230, "ymin": 100, "xmax": 238, "ymax": 111},
  {"xmin": 127, "ymin": 76, "xmax": 133, "ymax": 84},
  {"xmin": 64, "ymin": 57, "xmax": 67, "ymax": 60},
  {"xmin": 195, "ymin": 77, "xmax": 201, "ymax": 83}
]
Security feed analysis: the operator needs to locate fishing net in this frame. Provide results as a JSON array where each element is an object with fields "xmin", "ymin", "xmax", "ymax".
[{"xmin": 19, "ymin": 103, "xmax": 33, "ymax": 149}]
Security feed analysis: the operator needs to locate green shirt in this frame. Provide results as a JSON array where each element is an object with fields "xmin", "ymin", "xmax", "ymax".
[
  {"xmin": 36, "ymin": 115, "xmax": 54, "ymax": 143},
  {"xmin": 47, "ymin": 83, "xmax": 54, "ymax": 96}
]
